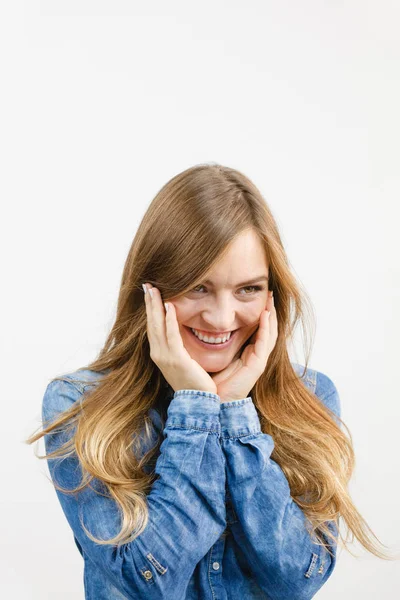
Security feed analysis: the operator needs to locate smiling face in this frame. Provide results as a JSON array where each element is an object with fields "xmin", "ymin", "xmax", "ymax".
[{"xmin": 170, "ymin": 229, "xmax": 270, "ymax": 374}]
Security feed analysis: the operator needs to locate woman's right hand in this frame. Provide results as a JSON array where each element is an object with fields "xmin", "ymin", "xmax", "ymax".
[{"xmin": 143, "ymin": 283, "xmax": 218, "ymax": 395}]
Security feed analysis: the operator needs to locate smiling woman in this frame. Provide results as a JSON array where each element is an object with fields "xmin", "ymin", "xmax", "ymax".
[
  {"xmin": 26, "ymin": 162, "xmax": 397, "ymax": 600},
  {"xmin": 169, "ymin": 227, "xmax": 271, "ymax": 375}
]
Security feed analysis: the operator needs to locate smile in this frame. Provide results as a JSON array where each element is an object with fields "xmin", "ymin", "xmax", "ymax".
[{"xmin": 185, "ymin": 326, "xmax": 238, "ymax": 349}]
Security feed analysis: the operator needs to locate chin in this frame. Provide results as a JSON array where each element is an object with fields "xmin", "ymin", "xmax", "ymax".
[
  {"xmin": 196, "ymin": 350, "xmax": 242, "ymax": 375},
  {"xmin": 206, "ymin": 366, "xmax": 226, "ymax": 375}
]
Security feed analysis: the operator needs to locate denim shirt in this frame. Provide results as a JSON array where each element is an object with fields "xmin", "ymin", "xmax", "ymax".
[{"xmin": 41, "ymin": 362, "xmax": 341, "ymax": 600}]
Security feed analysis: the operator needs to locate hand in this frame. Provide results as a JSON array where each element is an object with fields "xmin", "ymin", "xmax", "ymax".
[
  {"xmin": 210, "ymin": 291, "xmax": 278, "ymax": 402},
  {"xmin": 143, "ymin": 283, "xmax": 218, "ymax": 395}
]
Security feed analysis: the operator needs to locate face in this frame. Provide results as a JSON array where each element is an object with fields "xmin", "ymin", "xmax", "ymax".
[{"xmin": 170, "ymin": 229, "xmax": 270, "ymax": 374}]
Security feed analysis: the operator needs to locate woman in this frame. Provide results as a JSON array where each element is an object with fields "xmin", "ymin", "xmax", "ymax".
[{"xmin": 27, "ymin": 163, "xmax": 396, "ymax": 599}]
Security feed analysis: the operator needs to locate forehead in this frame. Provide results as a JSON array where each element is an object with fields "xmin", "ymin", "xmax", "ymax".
[{"xmin": 203, "ymin": 230, "xmax": 268, "ymax": 284}]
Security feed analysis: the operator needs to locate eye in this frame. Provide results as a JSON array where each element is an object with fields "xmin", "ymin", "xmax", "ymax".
[
  {"xmin": 239, "ymin": 285, "xmax": 264, "ymax": 295},
  {"xmin": 191, "ymin": 285, "xmax": 264, "ymax": 295}
]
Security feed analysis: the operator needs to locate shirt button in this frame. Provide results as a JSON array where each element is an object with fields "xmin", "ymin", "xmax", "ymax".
[
  {"xmin": 212, "ymin": 562, "xmax": 220, "ymax": 570},
  {"xmin": 143, "ymin": 570, "xmax": 153, "ymax": 580}
]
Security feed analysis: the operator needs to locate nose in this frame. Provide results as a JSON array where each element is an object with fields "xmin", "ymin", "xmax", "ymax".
[{"xmin": 200, "ymin": 303, "xmax": 237, "ymax": 333}]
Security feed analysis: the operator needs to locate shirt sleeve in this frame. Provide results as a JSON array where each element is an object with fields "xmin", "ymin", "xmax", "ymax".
[
  {"xmin": 42, "ymin": 380, "xmax": 226, "ymax": 600},
  {"xmin": 219, "ymin": 381, "xmax": 341, "ymax": 600}
]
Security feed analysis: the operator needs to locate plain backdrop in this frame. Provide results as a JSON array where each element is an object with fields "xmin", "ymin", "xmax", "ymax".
[{"xmin": 1, "ymin": 1, "xmax": 399, "ymax": 598}]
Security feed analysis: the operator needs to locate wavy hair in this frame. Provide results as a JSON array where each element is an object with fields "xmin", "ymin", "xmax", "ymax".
[{"xmin": 27, "ymin": 162, "xmax": 397, "ymax": 560}]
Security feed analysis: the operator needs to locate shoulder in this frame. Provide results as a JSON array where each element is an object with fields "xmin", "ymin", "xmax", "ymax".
[
  {"xmin": 41, "ymin": 368, "xmax": 163, "ymax": 438},
  {"xmin": 291, "ymin": 362, "xmax": 341, "ymax": 423},
  {"xmin": 291, "ymin": 362, "xmax": 317, "ymax": 391},
  {"xmin": 41, "ymin": 368, "xmax": 106, "ymax": 425},
  {"xmin": 314, "ymin": 369, "xmax": 341, "ymax": 421}
]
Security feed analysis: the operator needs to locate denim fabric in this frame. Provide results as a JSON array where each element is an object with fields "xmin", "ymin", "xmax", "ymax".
[{"xmin": 42, "ymin": 362, "xmax": 341, "ymax": 599}]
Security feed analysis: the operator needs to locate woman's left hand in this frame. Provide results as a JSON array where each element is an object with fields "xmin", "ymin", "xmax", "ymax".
[{"xmin": 211, "ymin": 291, "xmax": 278, "ymax": 402}]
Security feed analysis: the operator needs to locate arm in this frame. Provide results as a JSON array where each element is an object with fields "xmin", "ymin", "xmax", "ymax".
[
  {"xmin": 219, "ymin": 374, "xmax": 341, "ymax": 600},
  {"xmin": 42, "ymin": 379, "xmax": 226, "ymax": 600}
]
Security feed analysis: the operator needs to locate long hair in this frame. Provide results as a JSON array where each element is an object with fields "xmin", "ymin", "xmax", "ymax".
[{"xmin": 27, "ymin": 162, "xmax": 396, "ymax": 559}]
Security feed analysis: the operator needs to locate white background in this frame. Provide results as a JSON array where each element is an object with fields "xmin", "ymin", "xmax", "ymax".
[{"xmin": 1, "ymin": 1, "xmax": 399, "ymax": 598}]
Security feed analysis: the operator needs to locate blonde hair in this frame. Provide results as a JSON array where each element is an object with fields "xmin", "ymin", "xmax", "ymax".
[{"xmin": 27, "ymin": 162, "xmax": 397, "ymax": 561}]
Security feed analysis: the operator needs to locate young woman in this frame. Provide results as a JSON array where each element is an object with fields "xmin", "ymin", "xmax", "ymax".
[{"xmin": 27, "ymin": 163, "xmax": 396, "ymax": 599}]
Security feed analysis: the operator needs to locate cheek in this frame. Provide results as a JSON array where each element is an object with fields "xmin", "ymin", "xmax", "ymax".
[
  {"xmin": 242, "ymin": 305, "xmax": 266, "ymax": 326},
  {"xmin": 170, "ymin": 297, "xmax": 267, "ymax": 325},
  {"xmin": 170, "ymin": 297, "xmax": 196, "ymax": 317},
  {"xmin": 169, "ymin": 299, "xmax": 186, "ymax": 320},
  {"xmin": 172, "ymin": 304, "xmax": 197, "ymax": 331}
]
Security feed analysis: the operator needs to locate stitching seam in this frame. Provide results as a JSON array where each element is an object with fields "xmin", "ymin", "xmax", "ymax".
[
  {"xmin": 304, "ymin": 552, "xmax": 319, "ymax": 578},
  {"xmin": 146, "ymin": 552, "xmax": 168, "ymax": 575}
]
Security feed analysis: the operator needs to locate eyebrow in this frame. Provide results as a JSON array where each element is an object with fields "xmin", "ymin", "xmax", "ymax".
[{"xmin": 203, "ymin": 275, "xmax": 269, "ymax": 288}]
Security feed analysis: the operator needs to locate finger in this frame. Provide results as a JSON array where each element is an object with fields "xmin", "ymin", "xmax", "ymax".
[
  {"xmin": 143, "ymin": 283, "xmax": 156, "ymax": 352},
  {"xmin": 268, "ymin": 294, "xmax": 278, "ymax": 338},
  {"xmin": 144, "ymin": 284, "xmax": 167, "ymax": 355},
  {"xmin": 268, "ymin": 291, "xmax": 275, "ymax": 311},
  {"xmin": 253, "ymin": 309, "xmax": 271, "ymax": 358},
  {"xmin": 164, "ymin": 301, "xmax": 186, "ymax": 354}
]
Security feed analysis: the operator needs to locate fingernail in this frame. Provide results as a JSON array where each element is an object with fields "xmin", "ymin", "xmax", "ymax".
[
  {"xmin": 142, "ymin": 283, "xmax": 147, "ymax": 294},
  {"xmin": 164, "ymin": 302, "xmax": 169, "ymax": 312},
  {"xmin": 148, "ymin": 288, "xmax": 154, "ymax": 299}
]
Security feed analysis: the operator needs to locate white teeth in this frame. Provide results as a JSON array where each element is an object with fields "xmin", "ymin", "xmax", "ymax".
[{"xmin": 191, "ymin": 328, "xmax": 232, "ymax": 344}]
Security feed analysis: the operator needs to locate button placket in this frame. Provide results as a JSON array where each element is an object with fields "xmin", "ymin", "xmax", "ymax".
[{"xmin": 208, "ymin": 536, "xmax": 225, "ymax": 587}]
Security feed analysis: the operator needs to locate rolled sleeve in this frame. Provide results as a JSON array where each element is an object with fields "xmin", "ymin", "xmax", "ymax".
[{"xmin": 220, "ymin": 397, "xmax": 261, "ymax": 438}]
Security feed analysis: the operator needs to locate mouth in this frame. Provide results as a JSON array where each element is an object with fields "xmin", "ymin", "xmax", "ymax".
[{"xmin": 185, "ymin": 326, "xmax": 238, "ymax": 350}]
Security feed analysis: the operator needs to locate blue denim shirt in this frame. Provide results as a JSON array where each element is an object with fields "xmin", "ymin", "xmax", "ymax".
[{"xmin": 42, "ymin": 362, "xmax": 341, "ymax": 599}]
